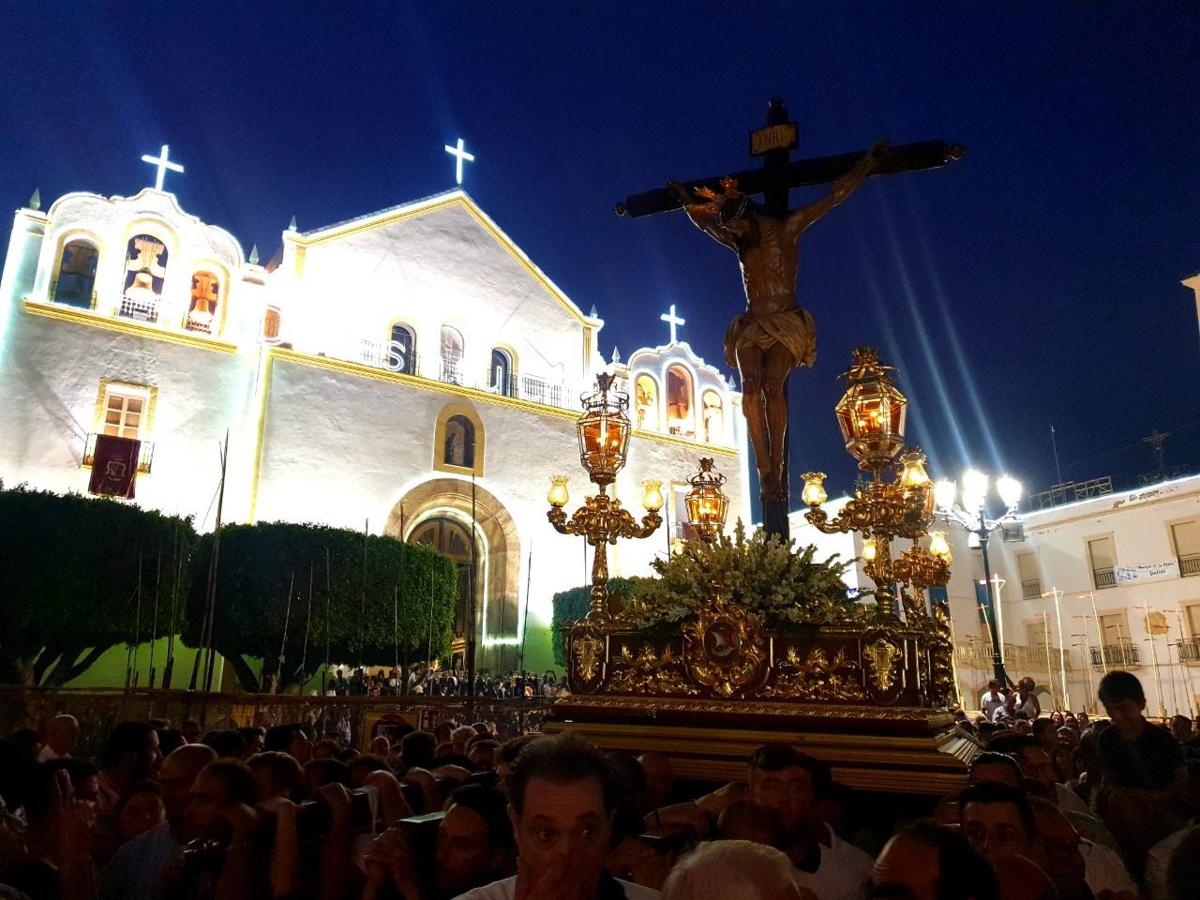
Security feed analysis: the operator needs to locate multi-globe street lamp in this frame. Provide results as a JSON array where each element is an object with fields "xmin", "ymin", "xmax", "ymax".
[{"xmin": 933, "ymin": 469, "xmax": 1023, "ymax": 685}]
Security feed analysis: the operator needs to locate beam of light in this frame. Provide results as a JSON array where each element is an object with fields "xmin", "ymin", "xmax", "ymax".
[
  {"xmin": 848, "ymin": 207, "xmax": 954, "ymax": 482},
  {"xmin": 898, "ymin": 177, "xmax": 1007, "ymax": 478}
]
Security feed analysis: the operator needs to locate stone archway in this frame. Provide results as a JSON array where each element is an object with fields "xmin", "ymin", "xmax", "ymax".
[{"xmin": 386, "ymin": 478, "xmax": 521, "ymax": 670}]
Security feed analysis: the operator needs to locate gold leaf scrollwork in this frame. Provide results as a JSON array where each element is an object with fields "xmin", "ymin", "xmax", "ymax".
[
  {"xmin": 762, "ymin": 645, "xmax": 866, "ymax": 701},
  {"xmin": 573, "ymin": 633, "xmax": 605, "ymax": 684},
  {"xmin": 863, "ymin": 638, "xmax": 901, "ymax": 694},
  {"xmin": 607, "ymin": 642, "xmax": 699, "ymax": 696}
]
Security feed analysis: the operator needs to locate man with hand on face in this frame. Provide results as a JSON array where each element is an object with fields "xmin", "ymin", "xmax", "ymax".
[{"xmin": 453, "ymin": 733, "xmax": 658, "ymax": 900}]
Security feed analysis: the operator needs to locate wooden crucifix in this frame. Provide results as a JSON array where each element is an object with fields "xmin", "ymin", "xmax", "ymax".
[{"xmin": 617, "ymin": 97, "xmax": 962, "ymax": 540}]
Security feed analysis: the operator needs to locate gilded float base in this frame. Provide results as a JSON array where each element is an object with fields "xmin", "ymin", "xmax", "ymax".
[{"xmin": 544, "ymin": 694, "xmax": 974, "ymax": 797}]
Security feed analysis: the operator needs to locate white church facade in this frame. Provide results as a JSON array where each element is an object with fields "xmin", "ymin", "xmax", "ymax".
[{"xmin": 0, "ymin": 183, "xmax": 751, "ymax": 679}]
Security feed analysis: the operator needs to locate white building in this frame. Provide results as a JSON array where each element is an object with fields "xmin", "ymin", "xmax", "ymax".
[
  {"xmin": 0, "ymin": 183, "xmax": 750, "ymax": 679},
  {"xmin": 793, "ymin": 475, "xmax": 1200, "ymax": 718}
]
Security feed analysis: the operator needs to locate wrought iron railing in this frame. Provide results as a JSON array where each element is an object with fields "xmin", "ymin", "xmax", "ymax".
[
  {"xmin": 117, "ymin": 295, "xmax": 160, "ymax": 323},
  {"xmin": 1022, "ymin": 579, "xmax": 1042, "ymax": 600},
  {"xmin": 1180, "ymin": 554, "xmax": 1200, "ymax": 577},
  {"xmin": 331, "ymin": 341, "xmax": 573, "ymax": 410},
  {"xmin": 1177, "ymin": 638, "xmax": 1200, "ymax": 664},
  {"xmin": 1029, "ymin": 477, "xmax": 1113, "ymax": 510},
  {"xmin": 1093, "ymin": 567, "xmax": 1117, "ymax": 589},
  {"xmin": 1089, "ymin": 643, "xmax": 1139, "ymax": 668},
  {"xmin": 82, "ymin": 433, "xmax": 155, "ymax": 474}
]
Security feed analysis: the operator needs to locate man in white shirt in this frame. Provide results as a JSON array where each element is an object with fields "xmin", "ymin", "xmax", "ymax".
[
  {"xmin": 980, "ymin": 680, "xmax": 1006, "ymax": 722},
  {"xmin": 36, "ymin": 715, "xmax": 80, "ymax": 763},
  {"xmin": 742, "ymin": 746, "xmax": 871, "ymax": 900},
  {"xmin": 454, "ymin": 733, "xmax": 658, "ymax": 900}
]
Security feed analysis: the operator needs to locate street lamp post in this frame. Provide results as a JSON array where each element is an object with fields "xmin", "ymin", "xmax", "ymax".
[{"xmin": 934, "ymin": 470, "xmax": 1022, "ymax": 686}]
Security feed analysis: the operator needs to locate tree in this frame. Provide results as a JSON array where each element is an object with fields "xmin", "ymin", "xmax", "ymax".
[
  {"xmin": 550, "ymin": 578, "xmax": 639, "ymax": 667},
  {"xmin": 181, "ymin": 522, "xmax": 457, "ymax": 691},
  {"xmin": 0, "ymin": 483, "xmax": 196, "ymax": 685}
]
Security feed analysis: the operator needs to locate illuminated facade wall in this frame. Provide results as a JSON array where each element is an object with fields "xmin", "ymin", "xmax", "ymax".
[{"xmin": 0, "ymin": 187, "xmax": 750, "ymax": 677}]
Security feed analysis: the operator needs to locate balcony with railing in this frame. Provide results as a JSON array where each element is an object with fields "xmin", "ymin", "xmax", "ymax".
[
  {"xmin": 82, "ymin": 433, "xmax": 155, "ymax": 474},
  {"xmin": 1089, "ymin": 643, "xmax": 1139, "ymax": 668},
  {"xmin": 335, "ymin": 339, "xmax": 572, "ymax": 411},
  {"xmin": 117, "ymin": 295, "xmax": 160, "ymax": 323},
  {"xmin": 1179, "ymin": 554, "xmax": 1200, "ymax": 578},
  {"xmin": 1177, "ymin": 638, "xmax": 1200, "ymax": 664},
  {"xmin": 1021, "ymin": 579, "xmax": 1042, "ymax": 600},
  {"xmin": 1092, "ymin": 567, "xmax": 1117, "ymax": 589},
  {"xmin": 954, "ymin": 640, "xmax": 1074, "ymax": 672}
]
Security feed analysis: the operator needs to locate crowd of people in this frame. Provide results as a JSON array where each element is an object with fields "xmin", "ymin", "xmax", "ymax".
[
  {"xmin": 327, "ymin": 668, "xmax": 567, "ymax": 700},
  {"xmin": 0, "ymin": 668, "xmax": 1198, "ymax": 898}
]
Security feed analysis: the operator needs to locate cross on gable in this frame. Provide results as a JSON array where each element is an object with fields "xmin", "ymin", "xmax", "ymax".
[
  {"xmin": 660, "ymin": 303, "xmax": 685, "ymax": 344},
  {"xmin": 444, "ymin": 138, "xmax": 475, "ymax": 185},
  {"xmin": 140, "ymin": 144, "xmax": 184, "ymax": 192}
]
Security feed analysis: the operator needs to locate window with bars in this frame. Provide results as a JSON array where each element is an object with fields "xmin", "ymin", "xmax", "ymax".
[
  {"xmin": 1087, "ymin": 536, "xmax": 1117, "ymax": 589},
  {"xmin": 1172, "ymin": 521, "xmax": 1200, "ymax": 577},
  {"xmin": 1017, "ymin": 553, "xmax": 1042, "ymax": 600}
]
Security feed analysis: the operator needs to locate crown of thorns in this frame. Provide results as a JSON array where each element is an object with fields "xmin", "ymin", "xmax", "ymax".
[{"xmin": 693, "ymin": 176, "xmax": 744, "ymax": 205}]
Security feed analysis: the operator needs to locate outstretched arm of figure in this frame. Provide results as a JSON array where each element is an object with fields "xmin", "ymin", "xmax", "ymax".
[
  {"xmin": 788, "ymin": 139, "xmax": 891, "ymax": 235},
  {"xmin": 668, "ymin": 180, "xmax": 738, "ymax": 250}
]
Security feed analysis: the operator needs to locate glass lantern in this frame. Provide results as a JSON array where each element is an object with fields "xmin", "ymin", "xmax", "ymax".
[
  {"xmin": 577, "ymin": 373, "xmax": 631, "ymax": 486},
  {"xmin": 834, "ymin": 347, "xmax": 908, "ymax": 471},
  {"xmin": 684, "ymin": 457, "xmax": 729, "ymax": 542}
]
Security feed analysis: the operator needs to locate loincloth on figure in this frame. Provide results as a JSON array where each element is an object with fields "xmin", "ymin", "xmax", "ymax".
[{"xmin": 723, "ymin": 306, "xmax": 817, "ymax": 370}]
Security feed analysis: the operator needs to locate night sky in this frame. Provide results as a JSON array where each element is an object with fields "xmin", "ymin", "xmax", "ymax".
[{"xmin": 3, "ymin": 4, "xmax": 1198, "ymax": 515}]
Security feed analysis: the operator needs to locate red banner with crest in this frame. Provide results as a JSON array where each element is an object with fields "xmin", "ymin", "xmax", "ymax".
[{"xmin": 88, "ymin": 435, "xmax": 141, "ymax": 499}]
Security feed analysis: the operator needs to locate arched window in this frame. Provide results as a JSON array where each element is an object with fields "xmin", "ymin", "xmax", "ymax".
[
  {"xmin": 54, "ymin": 239, "xmax": 99, "ymax": 308},
  {"xmin": 490, "ymin": 348, "xmax": 513, "ymax": 396},
  {"xmin": 440, "ymin": 325, "xmax": 464, "ymax": 384},
  {"xmin": 389, "ymin": 323, "xmax": 416, "ymax": 374},
  {"xmin": 409, "ymin": 517, "xmax": 476, "ymax": 639},
  {"xmin": 121, "ymin": 233, "xmax": 169, "ymax": 322},
  {"xmin": 443, "ymin": 415, "xmax": 476, "ymax": 468},
  {"xmin": 702, "ymin": 389, "xmax": 724, "ymax": 444},
  {"xmin": 666, "ymin": 365, "xmax": 694, "ymax": 437},
  {"xmin": 185, "ymin": 271, "xmax": 221, "ymax": 334},
  {"xmin": 634, "ymin": 374, "xmax": 660, "ymax": 431},
  {"xmin": 262, "ymin": 306, "xmax": 282, "ymax": 342}
]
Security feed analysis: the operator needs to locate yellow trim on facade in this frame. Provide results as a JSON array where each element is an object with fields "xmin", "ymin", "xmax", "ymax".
[
  {"xmin": 22, "ymin": 298, "xmax": 238, "ymax": 354},
  {"xmin": 266, "ymin": 346, "xmax": 736, "ymax": 455},
  {"xmin": 433, "ymin": 402, "xmax": 486, "ymax": 477},
  {"xmin": 291, "ymin": 195, "xmax": 596, "ymax": 327}
]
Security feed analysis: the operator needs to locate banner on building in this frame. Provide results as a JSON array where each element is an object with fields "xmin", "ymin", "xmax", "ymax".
[
  {"xmin": 975, "ymin": 580, "xmax": 993, "ymax": 625},
  {"xmin": 88, "ymin": 435, "xmax": 141, "ymax": 499},
  {"xmin": 1116, "ymin": 561, "xmax": 1178, "ymax": 584}
]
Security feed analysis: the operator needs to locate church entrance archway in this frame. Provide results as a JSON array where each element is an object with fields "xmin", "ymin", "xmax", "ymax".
[
  {"xmin": 409, "ymin": 516, "xmax": 476, "ymax": 651},
  {"xmin": 387, "ymin": 478, "xmax": 521, "ymax": 673}
]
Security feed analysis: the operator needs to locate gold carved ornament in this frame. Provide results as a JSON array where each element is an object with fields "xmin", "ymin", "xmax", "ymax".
[
  {"xmin": 761, "ymin": 645, "xmax": 867, "ymax": 702},
  {"xmin": 862, "ymin": 637, "xmax": 902, "ymax": 696},
  {"xmin": 607, "ymin": 642, "xmax": 699, "ymax": 697},
  {"xmin": 681, "ymin": 591, "xmax": 769, "ymax": 698}
]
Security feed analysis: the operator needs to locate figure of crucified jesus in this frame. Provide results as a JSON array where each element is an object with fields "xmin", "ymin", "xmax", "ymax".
[{"xmin": 668, "ymin": 139, "xmax": 891, "ymax": 502}]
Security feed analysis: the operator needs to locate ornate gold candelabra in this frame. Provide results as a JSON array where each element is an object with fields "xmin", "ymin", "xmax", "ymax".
[
  {"xmin": 801, "ymin": 349, "xmax": 952, "ymax": 609},
  {"xmin": 548, "ymin": 373, "xmax": 663, "ymax": 620}
]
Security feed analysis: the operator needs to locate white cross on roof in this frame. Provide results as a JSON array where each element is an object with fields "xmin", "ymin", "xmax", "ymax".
[
  {"xmin": 140, "ymin": 144, "xmax": 184, "ymax": 192},
  {"xmin": 444, "ymin": 138, "xmax": 475, "ymax": 185},
  {"xmin": 660, "ymin": 304, "xmax": 686, "ymax": 344}
]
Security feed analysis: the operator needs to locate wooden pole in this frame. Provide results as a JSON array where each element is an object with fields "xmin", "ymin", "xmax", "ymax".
[
  {"xmin": 322, "ymin": 546, "xmax": 332, "ymax": 695},
  {"xmin": 299, "ymin": 561, "xmax": 313, "ymax": 693},
  {"xmin": 148, "ymin": 544, "xmax": 162, "ymax": 689},
  {"xmin": 275, "ymin": 573, "xmax": 295, "ymax": 694},
  {"xmin": 360, "ymin": 519, "xmax": 368, "ymax": 669},
  {"xmin": 520, "ymin": 545, "xmax": 533, "ymax": 695},
  {"xmin": 426, "ymin": 570, "xmax": 434, "ymax": 666},
  {"xmin": 1041, "ymin": 613, "xmax": 1057, "ymax": 711},
  {"xmin": 468, "ymin": 475, "xmax": 478, "ymax": 695},
  {"xmin": 163, "ymin": 525, "xmax": 182, "ymax": 689},
  {"xmin": 127, "ymin": 550, "xmax": 143, "ymax": 689},
  {"xmin": 202, "ymin": 432, "xmax": 229, "ymax": 692}
]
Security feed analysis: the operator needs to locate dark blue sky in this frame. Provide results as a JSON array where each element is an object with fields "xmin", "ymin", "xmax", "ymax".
[{"xmin": 3, "ymin": 4, "xmax": 1198, "ymax": 507}]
